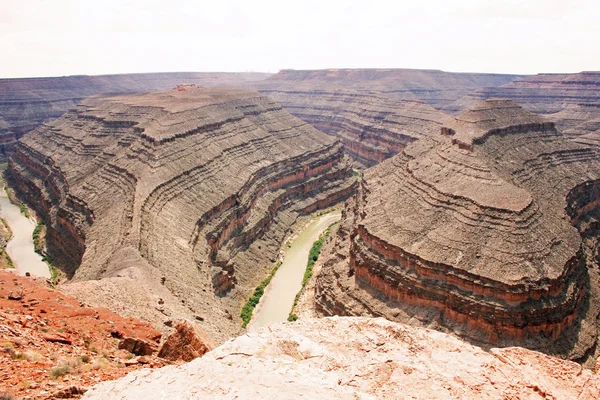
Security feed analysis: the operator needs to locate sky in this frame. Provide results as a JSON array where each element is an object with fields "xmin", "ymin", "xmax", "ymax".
[{"xmin": 0, "ymin": 0, "xmax": 598, "ymax": 78}]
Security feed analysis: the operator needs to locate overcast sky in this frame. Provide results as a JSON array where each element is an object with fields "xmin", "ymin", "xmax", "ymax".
[{"xmin": 1, "ymin": 0, "xmax": 598, "ymax": 78}]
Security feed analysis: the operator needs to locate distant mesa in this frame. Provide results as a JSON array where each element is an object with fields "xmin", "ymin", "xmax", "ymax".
[
  {"xmin": 450, "ymin": 72, "xmax": 600, "ymax": 146},
  {"xmin": 316, "ymin": 98, "xmax": 600, "ymax": 364},
  {"xmin": 8, "ymin": 87, "xmax": 354, "ymax": 343}
]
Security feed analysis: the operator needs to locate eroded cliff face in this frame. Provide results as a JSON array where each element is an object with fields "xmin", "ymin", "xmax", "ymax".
[
  {"xmin": 316, "ymin": 99, "xmax": 600, "ymax": 364},
  {"xmin": 253, "ymin": 89, "xmax": 447, "ymax": 167},
  {"xmin": 0, "ymin": 72, "xmax": 272, "ymax": 162},
  {"xmin": 82, "ymin": 317, "xmax": 600, "ymax": 400},
  {"xmin": 8, "ymin": 86, "xmax": 354, "ymax": 343}
]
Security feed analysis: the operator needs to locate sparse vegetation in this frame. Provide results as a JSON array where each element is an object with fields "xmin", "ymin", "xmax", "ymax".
[
  {"xmin": 10, "ymin": 350, "xmax": 41, "ymax": 361},
  {"xmin": 32, "ymin": 222, "xmax": 43, "ymax": 253},
  {"xmin": 49, "ymin": 363, "xmax": 71, "ymax": 379},
  {"xmin": 91, "ymin": 357, "xmax": 108, "ymax": 370},
  {"xmin": 288, "ymin": 222, "xmax": 337, "ymax": 322},
  {"xmin": 49, "ymin": 358, "xmax": 83, "ymax": 379},
  {"xmin": 240, "ymin": 261, "xmax": 282, "ymax": 328},
  {"xmin": 18, "ymin": 204, "xmax": 30, "ymax": 218},
  {"xmin": 0, "ymin": 249, "xmax": 14, "ymax": 269}
]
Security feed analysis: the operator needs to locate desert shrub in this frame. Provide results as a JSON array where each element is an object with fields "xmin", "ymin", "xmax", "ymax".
[{"xmin": 49, "ymin": 363, "xmax": 71, "ymax": 379}]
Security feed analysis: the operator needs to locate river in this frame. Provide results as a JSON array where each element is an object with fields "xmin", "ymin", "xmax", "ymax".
[
  {"xmin": 0, "ymin": 187, "xmax": 50, "ymax": 278},
  {"xmin": 249, "ymin": 210, "xmax": 341, "ymax": 330}
]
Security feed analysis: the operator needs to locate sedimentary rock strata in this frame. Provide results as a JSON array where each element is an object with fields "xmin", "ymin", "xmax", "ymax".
[
  {"xmin": 8, "ymin": 86, "xmax": 354, "ymax": 343},
  {"xmin": 253, "ymin": 89, "xmax": 447, "ymax": 167},
  {"xmin": 82, "ymin": 317, "xmax": 600, "ymax": 400},
  {"xmin": 316, "ymin": 99, "xmax": 600, "ymax": 362},
  {"xmin": 0, "ymin": 72, "xmax": 271, "ymax": 162},
  {"xmin": 452, "ymin": 72, "xmax": 600, "ymax": 144}
]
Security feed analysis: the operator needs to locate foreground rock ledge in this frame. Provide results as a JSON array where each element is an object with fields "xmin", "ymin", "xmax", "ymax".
[{"xmin": 82, "ymin": 317, "xmax": 600, "ymax": 399}]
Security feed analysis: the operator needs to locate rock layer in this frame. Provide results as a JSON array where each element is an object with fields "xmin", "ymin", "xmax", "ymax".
[
  {"xmin": 451, "ymin": 72, "xmax": 600, "ymax": 145},
  {"xmin": 0, "ymin": 72, "xmax": 272, "ymax": 162},
  {"xmin": 82, "ymin": 317, "xmax": 600, "ymax": 400},
  {"xmin": 8, "ymin": 86, "xmax": 354, "ymax": 343},
  {"xmin": 316, "ymin": 99, "xmax": 600, "ymax": 362},
  {"xmin": 254, "ymin": 89, "xmax": 447, "ymax": 167}
]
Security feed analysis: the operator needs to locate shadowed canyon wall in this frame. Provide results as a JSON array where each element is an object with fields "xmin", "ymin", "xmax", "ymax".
[{"xmin": 8, "ymin": 86, "xmax": 354, "ymax": 343}]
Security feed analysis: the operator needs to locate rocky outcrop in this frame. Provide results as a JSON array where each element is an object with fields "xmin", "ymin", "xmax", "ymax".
[
  {"xmin": 8, "ymin": 86, "xmax": 354, "ymax": 344},
  {"xmin": 451, "ymin": 72, "xmax": 600, "ymax": 144},
  {"xmin": 0, "ymin": 72, "xmax": 272, "ymax": 162},
  {"xmin": 0, "ymin": 270, "xmax": 167, "ymax": 400},
  {"xmin": 253, "ymin": 89, "xmax": 447, "ymax": 167},
  {"xmin": 158, "ymin": 320, "xmax": 216, "ymax": 362},
  {"xmin": 316, "ymin": 99, "xmax": 600, "ymax": 363},
  {"xmin": 82, "ymin": 317, "xmax": 600, "ymax": 400}
]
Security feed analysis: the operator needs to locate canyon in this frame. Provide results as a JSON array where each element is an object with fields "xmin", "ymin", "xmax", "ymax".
[
  {"xmin": 6, "ymin": 85, "xmax": 354, "ymax": 344},
  {"xmin": 3, "ymin": 68, "xmax": 600, "ymax": 397},
  {"xmin": 251, "ymin": 89, "xmax": 447, "ymax": 167},
  {"xmin": 249, "ymin": 69, "xmax": 525, "ymax": 166},
  {"xmin": 315, "ymin": 99, "xmax": 600, "ymax": 365}
]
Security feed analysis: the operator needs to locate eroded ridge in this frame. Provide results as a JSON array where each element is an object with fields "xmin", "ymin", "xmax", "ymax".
[
  {"xmin": 316, "ymin": 99, "xmax": 600, "ymax": 362},
  {"xmin": 256, "ymin": 89, "xmax": 447, "ymax": 167},
  {"xmin": 8, "ymin": 86, "xmax": 355, "ymax": 343}
]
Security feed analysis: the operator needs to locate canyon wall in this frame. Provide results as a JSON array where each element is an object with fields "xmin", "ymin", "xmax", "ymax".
[
  {"xmin": 0, "ymin": 72, "xmax": 271, "ymax": 162},
  {"xmin": 251, "ymin": 89, "xmax": 446, "ymax": 167},
  {"xmin": 247, "ymin": 68, "xmax": 525, "ymax": 167},
  {"xmin": 7, "ymin": 86, "xmax": 354, "ymax": 343},
  {"xmin": 316, "ymin": 99, "xmax": 600, "ymax": 363},
  {"xmin": 450, "ymin": 72, "xmax": 600, "ymax": 145}
]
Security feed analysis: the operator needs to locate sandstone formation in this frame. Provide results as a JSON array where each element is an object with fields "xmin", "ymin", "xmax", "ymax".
[
  {"xmin": 157, "ymin": 320, "xmax": 216, "ymax": 362},
  {"xmin": 0, "ymin": 270, "xmax": 167, "ymax": 400},
  {"xmin": 253, "ymin": 89, "xmax": 447, "ymax": 167},
  {"xmin": 7, "ymin": 86, "xmax": 355, "ymax": 343},
  {"xmin": 451, "ymin": 72, "xmax": 600, "ymax": 145},
  {"xmin": 316, "ymin": 99, "xmax": 600, "ymax": 363},
  {"xmin": 0, "ymin": 72, "xmax": 271, "ymax": 162},
  {"xmin": 82, "ymin": 317, "xmax": 600, "ymax": 399}
]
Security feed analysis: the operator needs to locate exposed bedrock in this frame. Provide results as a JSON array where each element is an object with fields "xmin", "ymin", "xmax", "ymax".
[
  {"xmin": 252, "ymin": 89, "xmax": 447, "ymax": 168},
  {"xmin": 316, "ymin": 99, "xmax": 600, "ymax": 363},
  {"xmin": 0, "ymin": 72, "xmax": 272, "ymax": 163},
  {"xmin": 8, "ymin": 86, "xmax": 354, "ymax": 343}
]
